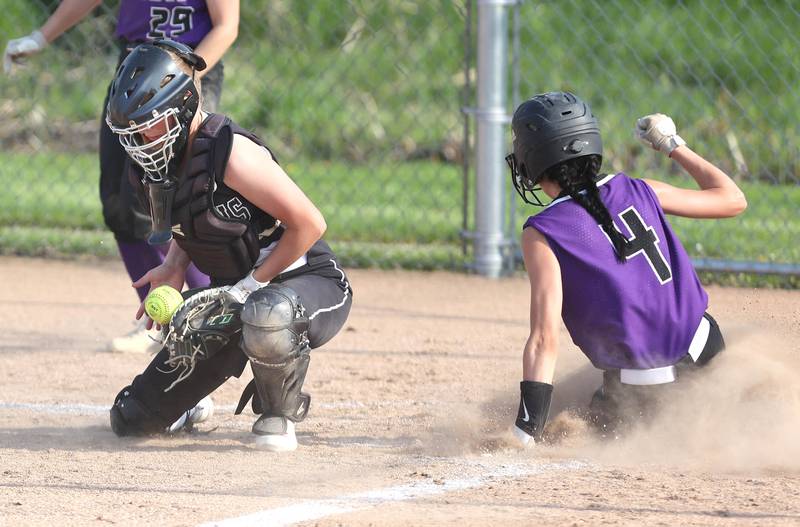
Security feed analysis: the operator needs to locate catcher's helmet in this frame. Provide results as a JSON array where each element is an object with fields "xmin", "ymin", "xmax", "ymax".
[
  {"xmin": 507, "ymin": 91, "xmax": 602, "ymax": 205},
  {"xmin": 105, "ymin": 39, "xmax": 206, "ymax": 181}
]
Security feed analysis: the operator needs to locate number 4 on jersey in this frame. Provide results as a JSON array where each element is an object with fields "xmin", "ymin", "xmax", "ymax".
[{"xmin": 606, "ymin": 206, "xmax": 672, "ymax": 284}]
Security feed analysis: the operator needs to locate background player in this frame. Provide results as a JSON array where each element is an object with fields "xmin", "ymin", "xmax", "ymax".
[
  {"xmin": 105, "ymin": 39, "xmax": 352, "ymax": 452},
  {"xmin": 3, "ymin": 0, "xmax": 239, "ymax": 353},
  {"xmin": 506, "ymin": 91, "xmax": 747, "ymax": 445}
]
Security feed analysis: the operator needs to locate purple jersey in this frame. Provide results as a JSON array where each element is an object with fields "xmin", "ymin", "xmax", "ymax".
[
  {"xmin": 525, "ymin": 173, "xmax": 708, "ymax": 370},
  {"xmin": 115, "ymin": 0, "xmax": 212, "ymax": 47}
]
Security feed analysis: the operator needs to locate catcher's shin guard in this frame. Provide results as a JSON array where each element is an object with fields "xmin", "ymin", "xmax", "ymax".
[
  {"xmin": 250, "ymin": 345, "xmax": 311, "ymax": 421},
  {"xmin": 239, "ymin": 284, "xmax": 312, "ymax": 421}
]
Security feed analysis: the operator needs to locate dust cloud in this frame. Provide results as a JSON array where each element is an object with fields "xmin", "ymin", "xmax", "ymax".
[
  {"xmin": 585, "ymin": 326, "xmax": 800, "ymax": 472},
  {"xmin": 427, "ymin": 325, "xmax": 800, "ymax": 473}
]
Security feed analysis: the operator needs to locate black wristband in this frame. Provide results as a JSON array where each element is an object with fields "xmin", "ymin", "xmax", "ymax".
[{"xmin": 516, "ymin": 381, "xmax": 554, "ymax": 441}]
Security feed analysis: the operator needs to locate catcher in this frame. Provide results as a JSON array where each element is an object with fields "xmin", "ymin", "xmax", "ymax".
[
  {"xmin": 4, "ymin": 0, "xmax": 240, "ymax": 354},
  {"xmin": 106, "ymin": 39, "xmax": 352, "ymax": 452},
  {"xmin": 506, "ymin": 92, "xmax": 747, "ymax": 445}
]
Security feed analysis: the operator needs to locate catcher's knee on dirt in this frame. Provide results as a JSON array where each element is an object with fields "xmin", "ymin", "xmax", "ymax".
[
  {"xmin": 109, "ymin": 385, "xmax": 167, "ymax": 436},
  {"xmin": 240, "ymin": 284, "xmax": 312, "ymax": 422}
]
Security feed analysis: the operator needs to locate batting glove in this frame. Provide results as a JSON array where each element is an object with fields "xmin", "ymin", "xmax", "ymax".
[
  {"xmin": 3, "ymin": 30, "xmax": 48, "ymax": 74},
  {"xmin": 225, "ymin": 271, "xmax": 270, "ymax": 304},
  {"xmin": 635, "ymin": 113, "xmax": 686, "ymax": 157}
]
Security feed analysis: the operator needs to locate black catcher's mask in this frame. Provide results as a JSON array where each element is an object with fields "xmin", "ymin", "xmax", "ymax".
[
  {"xmin": 507, "ymin": 91, "xmax": 603, "ymax": 206},
  {"xmin": 105, "ymin": 39, "xmax": 206, "ymax": 244}
]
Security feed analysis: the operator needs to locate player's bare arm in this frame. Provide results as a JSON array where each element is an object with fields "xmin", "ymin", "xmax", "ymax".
[
  {"xmin": 512, "ymin": 225, "xmax": 561, "ymax": 446},
  {"xmin": 194, "ymin": 0, "xmax": 240, "ymax": 77},
  {"xmin": 224, "ymin": 133, "xmax": 327, "ymax": 284},
  {"xmin": 636, "ymin": 114, "xmax": 747, "ymax": 219},
  {"xmin": 520, "ymin": 226, "xmax": 563, "ymax": 384},
  {"xmin": 644, "ymin": 147, "xmax": 747, "ymax": 219},
  {"xmin": 39, "ymin": 0, "xmax": 103, "ymax": 43}
]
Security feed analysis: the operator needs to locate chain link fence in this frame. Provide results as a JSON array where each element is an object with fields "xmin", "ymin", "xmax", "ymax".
[
  {"xmin": 504, "ymin": 0, "xmax": 800, "ymax": 280},
  {"xmin": 1, "ymin": 1, "xmax": 798, "ymax": 280},
  {"xmin": 0, "ymin": 0, "xmax": 471, "ymax": 269}
]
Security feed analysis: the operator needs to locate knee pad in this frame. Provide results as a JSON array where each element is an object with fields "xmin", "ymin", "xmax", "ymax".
[
  {"xmin": 240, "ymin": 285, "xmax": 312, "ymax": 420},
  {"xmin": 240, "ymin": 284, "xmax": 309, "ymax": 364},
  {"xmin": 109, "ymin": 386, "xmax": 164, "ymax": 437}
]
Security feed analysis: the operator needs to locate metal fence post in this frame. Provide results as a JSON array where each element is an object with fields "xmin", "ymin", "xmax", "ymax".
[{"xmin": 473, "ymin": 0, "xmax": 513, "ymax": 278}]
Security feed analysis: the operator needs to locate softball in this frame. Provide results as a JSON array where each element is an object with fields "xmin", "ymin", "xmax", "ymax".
[{"xmin": 144, "ymin": 285, "xmax": 184, "ymax": 325}]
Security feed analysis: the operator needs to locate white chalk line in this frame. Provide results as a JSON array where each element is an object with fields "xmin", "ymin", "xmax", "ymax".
[{"xmin": 197, "ymin": 459, "xmax": 588, "ymax": 527}]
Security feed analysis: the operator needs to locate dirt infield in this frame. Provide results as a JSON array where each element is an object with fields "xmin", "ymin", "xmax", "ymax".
[{"xmin": 1, "ymin": 255, "xmax": 799, "ymax": 526}]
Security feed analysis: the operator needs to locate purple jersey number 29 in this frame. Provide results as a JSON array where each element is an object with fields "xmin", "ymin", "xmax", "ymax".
[{"xmin": 148, "ymin": 6, "xmax": 195, "ymax": 39}]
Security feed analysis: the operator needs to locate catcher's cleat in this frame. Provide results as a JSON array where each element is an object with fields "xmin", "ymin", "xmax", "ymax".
[
  {"xmin": 252, "ymin": 416, "xmax": 297, "ymax": 452},
  {"xmin": 166, "ymin": 396, "xmax": 214, "ymax": 433},
  {"xmin": 108, "ymin": 321, "xmax": 162, "ymax": 354}
]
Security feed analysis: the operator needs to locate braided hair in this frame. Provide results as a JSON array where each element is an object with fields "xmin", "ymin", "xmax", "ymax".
[{"xmin": 543, "ymin": 155, "xmax": 628, "ymax": 263}]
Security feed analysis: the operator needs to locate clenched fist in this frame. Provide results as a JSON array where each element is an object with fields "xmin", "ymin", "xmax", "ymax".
[
  {"xmin": 3, "ymin": 30, "xmax": 48, "ymax": 74},
  {"xmin": 635, "ymin": 113, "xmax": 686, "ymax": 157}
]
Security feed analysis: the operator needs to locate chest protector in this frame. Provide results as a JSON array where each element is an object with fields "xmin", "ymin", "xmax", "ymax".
[{"xmin": 132, "ymin": 114, "xmax": 280, "ymax": 281}]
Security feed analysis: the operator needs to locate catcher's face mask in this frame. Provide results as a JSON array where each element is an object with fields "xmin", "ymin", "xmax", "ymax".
[
  {"xmin": 106, "ymin": 110, "xmax": 183, "ymax": 244},
  {"xmin": 107, "ymin": 108, "xmax": 183, "ymax": 180}
]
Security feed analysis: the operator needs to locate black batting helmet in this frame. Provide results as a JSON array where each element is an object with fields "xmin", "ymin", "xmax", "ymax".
[
  {"xmin": 105, "ymin": 39, "xmax": 206, "ymax": 181},
  {"xmin": 507, "ymin": 91, "xmax": 602, "ymax": 205}
]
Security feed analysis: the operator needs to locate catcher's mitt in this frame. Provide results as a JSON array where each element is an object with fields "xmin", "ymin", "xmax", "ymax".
[{"xmin": 160, "ymin": 287, "xmax": 243, "ymax": 391}]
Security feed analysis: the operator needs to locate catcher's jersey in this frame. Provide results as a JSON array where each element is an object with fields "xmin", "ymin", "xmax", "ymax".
[
  {"xmin": 525, "ymin": 173, "xmax": 708, "ymax": 371},
  {"xmin": 116, "ymin": 0, "xmax": 212, "ymax": 47}
]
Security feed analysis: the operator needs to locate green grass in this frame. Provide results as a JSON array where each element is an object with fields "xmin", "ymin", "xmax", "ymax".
[
  {"xmin": 0, "ymin": 225, "xmax": 118, "ymax": 258},
  {"xmin": 2, "ymin": 1, "xmax": 798, "ymax": 181},
  {"xmin": 0, "ymin": 152, "xmax": 468, "ymax": 269},
  {"xmin": 0, "ymin": 152, "xmax": 463, "ymax": 242},
  {"xmin": 0, "ymin": 0, "xmax": 798, "ymax": 280},
  {"xmin": 1, "ymin": 151, "xmax": 798, "ymax": 273}
]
